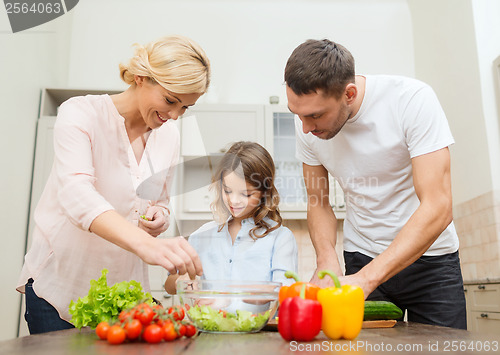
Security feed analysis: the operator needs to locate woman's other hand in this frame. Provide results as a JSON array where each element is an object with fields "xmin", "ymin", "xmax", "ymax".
[{"xmin": 139, "ymin": 206, "xmax": 169, "ymax": 237}]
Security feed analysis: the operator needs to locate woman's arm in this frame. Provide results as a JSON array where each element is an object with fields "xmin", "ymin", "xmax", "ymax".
[{"xmin": 90, "ymin": 210, "xmax": 203, "ymax": 278}]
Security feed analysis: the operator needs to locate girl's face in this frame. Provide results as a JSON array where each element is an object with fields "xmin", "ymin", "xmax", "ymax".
[
  {"xmin": 136, "ymin": 76, "xmax": 201, "ymax": 129},
  {"xmin": 222, "ymin": 171, "xmax": 262, "ymax": 220}
]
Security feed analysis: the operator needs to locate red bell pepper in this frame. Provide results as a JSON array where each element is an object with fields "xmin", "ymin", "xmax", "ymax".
[
  {"xmin": 278, "ymin": 284, "xmax": 322, "ymax": 342},
  {"xmin": 279, "ymin": 271, "xmax": 320, "ymax": 304}
]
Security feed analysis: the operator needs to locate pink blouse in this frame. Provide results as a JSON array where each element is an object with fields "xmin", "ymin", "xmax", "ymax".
[{"xmin": 17, "ymin": 94, "xmax": 180, "ymax": 321}]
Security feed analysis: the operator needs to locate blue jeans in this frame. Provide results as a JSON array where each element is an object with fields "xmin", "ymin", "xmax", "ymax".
[
  {"xmin": 24, "ymin": 279, "xmax": 75, "ymax": 334},
  {"xmin": 344, "ymin": 251, "xmax": 467, "ymax": 329}
]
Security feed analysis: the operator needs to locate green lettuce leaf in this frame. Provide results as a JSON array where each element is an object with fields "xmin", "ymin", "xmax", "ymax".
[
  {"xmin": 187, "ymin": 305, "xmax": 270, "ymax": 332},
  {"xmin": 68, "ymin": 269, "xmax": 152, "ymax": 329}
]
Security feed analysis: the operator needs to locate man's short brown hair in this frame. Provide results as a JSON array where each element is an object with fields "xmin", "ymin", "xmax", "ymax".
[{"xmin": 285, "ymin": 39, "xmax": 355, "ymax": 99}]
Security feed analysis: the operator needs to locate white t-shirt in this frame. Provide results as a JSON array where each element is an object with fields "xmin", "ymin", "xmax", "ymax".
[{"xmin": 295, "ymin": 75, "xmax": 459, "ymax": 258}]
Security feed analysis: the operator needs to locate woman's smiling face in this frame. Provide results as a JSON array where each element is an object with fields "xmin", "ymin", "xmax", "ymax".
[
  {"xmin": 136, "ymin": 76, "xmax": 201, "ymax": 129},
  {"xmin": 222, "ymin": 171, "xmax": 262, "ymax": 221}
]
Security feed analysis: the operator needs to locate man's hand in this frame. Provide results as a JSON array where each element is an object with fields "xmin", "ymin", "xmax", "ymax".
[
  {"xmin": 309, "ymin": 260, "xmax": 344, "ymax": 288},
  {"xmin": 338, "ymin": 273, "xmax": 374, "ymax": 300},
  {"xmin": 139, "ymin": 206, "xmax": 169, "ymax": 237}
]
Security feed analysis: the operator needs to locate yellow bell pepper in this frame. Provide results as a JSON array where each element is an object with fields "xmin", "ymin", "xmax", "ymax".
[{"xmin": 317, "ymin": 270, "xmax": 364, "ymax": 340}]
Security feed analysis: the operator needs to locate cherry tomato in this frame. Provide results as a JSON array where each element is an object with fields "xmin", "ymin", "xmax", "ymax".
[
  {"xmin": 177, "ymin": 323, "xmax": 186, "ymax": 337},
  {"xmin": 132, "ymin": 303, "xmax": 147, "ymax": 318},
  {"xmin": 124, "ymin": 319, "xmax": 142, "ymax": 340},
  {"xmin": 162, "ymin": 322, "xmax": 178, "ymax": 342},
  {"xmin": 168, "ymin": 305, "xmax": 185, "ymax": 321},
  {"xmin": 95, "ymin": 321, "xmax": 110, "ymax": 340},
  {"xmin": 152, "ymin": 304, "xmax": 164, "ymax": 312},
  {"xmin": 136, "ymin": 304, "xmax": 155, "ymax": 325},
  {"xmin": 143, "ymin": 324, "xmax": 163, "ymax": 344},
  {"xmin": 118, "ymin": 310, "xmax": 132, "ymax": 323},
  {"xmin": 156, "ymin": 317, "xmax": 173, "ymax": 328},
  {"xmin": 107, "ymin": 325, "xmax": 126, "ymax": 345},
  {"xmin": 185, "ymin": 324, "xmax": 197, "ymax": 338}
]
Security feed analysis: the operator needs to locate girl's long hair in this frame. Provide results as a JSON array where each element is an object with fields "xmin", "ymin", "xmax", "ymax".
[{"xmin": 210, "ymin": 141, "xmax": 282, "ymax": 239}]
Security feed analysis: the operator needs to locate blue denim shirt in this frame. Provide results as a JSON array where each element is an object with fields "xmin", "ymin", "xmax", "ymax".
[{"xmin": 187, "ymin": 217, "xmax": 298, "ymax": 286}]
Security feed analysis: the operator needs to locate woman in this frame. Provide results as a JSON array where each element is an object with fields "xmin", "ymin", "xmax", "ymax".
[{"xmin": 17, "ymin": 35, "xmax": 210, "ymax": 334}]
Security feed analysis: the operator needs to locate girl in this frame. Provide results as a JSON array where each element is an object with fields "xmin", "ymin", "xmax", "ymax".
[{"xmin": 165, "ymin": 141, "xmax": 298, "ymax": 293}]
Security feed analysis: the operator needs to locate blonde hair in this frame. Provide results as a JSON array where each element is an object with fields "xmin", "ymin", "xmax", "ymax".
[
  {"xmin": 119, "ymin": 35, "xmax": 210, "ymax": 94},
  {"xmin": 211, "ymin": 141, "xmax": 282, "ymax": 239}
]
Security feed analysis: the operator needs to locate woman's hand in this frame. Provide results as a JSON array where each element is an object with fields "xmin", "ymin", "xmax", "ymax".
[
  {"xmin": 90, "ymin": 210, "xmax": 203, "ymax": 278},
  {"xmin": 139, "ymin": 206, "xmax": 169, "ymax": 237},
  {"xmin": 138, "ymin": 236, "xmax": 203, "ymax": 279}
]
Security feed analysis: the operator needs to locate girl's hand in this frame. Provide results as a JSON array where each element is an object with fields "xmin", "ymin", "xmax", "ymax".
[
  {"xmin": 139, "ymin": 206, "xmax": 169, "ymax": 237},
  {"xmin": 138, "ymin": 236, "xmax": 203, "ymax": 279}
]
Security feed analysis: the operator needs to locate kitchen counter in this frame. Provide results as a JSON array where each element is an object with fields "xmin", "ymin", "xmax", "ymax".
[{"xmin": 2, "ymin": 322, "xmax": 499, "ymax": 355}]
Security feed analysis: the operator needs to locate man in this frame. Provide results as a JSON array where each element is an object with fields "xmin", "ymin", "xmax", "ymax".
[{"xmin": 285, "ymin": 39, "xmax": 466, "ymax": 329}]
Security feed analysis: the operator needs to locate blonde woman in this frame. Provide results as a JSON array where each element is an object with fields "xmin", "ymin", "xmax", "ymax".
[
  {"xmin": 17, "ymin": 35, "xmax": 210, "ymax": 334},
  {"xmin": 165, "ymin": 142, "xmax": 298, "ymax": 294}
]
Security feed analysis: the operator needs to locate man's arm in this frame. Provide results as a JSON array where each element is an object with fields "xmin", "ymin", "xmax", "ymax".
[
  {"xmin": 303, "ymin": 163, "xmax": 343, "ymax": 287},
  {"xmin": 341, "ymin": 147, "xmax": 453, "ymax": 297}
]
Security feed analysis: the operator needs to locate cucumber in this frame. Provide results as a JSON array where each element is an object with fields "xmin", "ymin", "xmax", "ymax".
[{"xmin": 363, "ymin": 301, "xmax": 403, "ymax": 321}]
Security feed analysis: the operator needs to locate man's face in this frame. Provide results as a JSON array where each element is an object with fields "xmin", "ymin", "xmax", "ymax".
[{"xmin": 286, "ymin": 86, "xmax": 351, "ymax": 140}]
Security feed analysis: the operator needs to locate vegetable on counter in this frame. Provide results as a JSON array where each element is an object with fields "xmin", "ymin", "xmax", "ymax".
[
  {"xmin": 278, "ymin": 283, "xmax": 322, "ymax": 342},
  {"xmin": 278, "ymin": 270, "xmax": 320, "ymax": 304},
  {"xmin": 364, "ymin": 300, "xmax": 403, "ymax": 321},
  {"xmin": 95, "ymin": 302, "xmax": 197, "ymax": 345},
  {"xmin": 317, "ymin": 270, "xmax": 364, "ymax": 340},
  {"xmin": 187, "ymin": 305, "xmax": 270, "ymax": 332},
  {"xmin": 68, "ymin": 268, "xmax": 153, "ymax": 329}
]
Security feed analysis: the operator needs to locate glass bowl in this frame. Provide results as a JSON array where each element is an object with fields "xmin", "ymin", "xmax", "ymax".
[{"xmin": 177, "ymin": 279, "xmax": 281, "ymax": 333}]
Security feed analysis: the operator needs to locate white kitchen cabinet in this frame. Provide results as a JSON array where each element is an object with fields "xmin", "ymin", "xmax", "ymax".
[
  {"xmin": 181, "ymin": 104, "xmax": 265, "ymax": 156},
  {"xmin": 464, "ymin": 282, "xmax": 500, "ymax": 334},
  {"xmin": 175, "ymin": 104, "xmax": 345, "ymax": 226}
]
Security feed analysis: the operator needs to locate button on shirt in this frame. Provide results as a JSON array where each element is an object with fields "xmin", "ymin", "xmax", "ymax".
[{"xmin": 187, "ymin": 217, "xmax": 298, "ymax": 286}]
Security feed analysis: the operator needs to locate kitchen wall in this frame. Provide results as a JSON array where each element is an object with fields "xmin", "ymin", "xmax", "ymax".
[
  {"xmin": 64, "ymin": 0, "xmax": 414, "ymax": 101},
  {"xmin": 408, "ymin": 0, "xmax": 500, "ymax": 282},
  {"xmin": 0, "ymin": 10, "xmax": 72, "ymax": 341},
  {"xmin": 454, "ymin": 190, "xmax": 500, "ymax": 281},
  {"xmin": 408, "ymin": 0, "xmax": 498, "ymax": 207}
]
